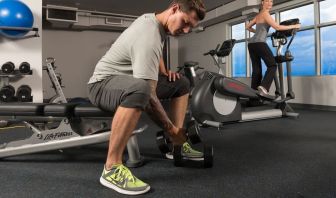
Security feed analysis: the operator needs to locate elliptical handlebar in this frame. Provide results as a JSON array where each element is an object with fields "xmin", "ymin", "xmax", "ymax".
[
  {"xmin": 203, "ymin": 44, "xmax": 220, "ymax": 56},
  {"xmin": 215, "ymin": 44, "xmax": 221, "ymax": 52},
  {"xmin": 271, "ymin": 18, "xmax": 300, "ymax": 50},
  {"xmin": 286, "ymin": 28, "xmax": 298, "ymax": 51},
  {"xmin": 203, "ymin": 39, "xmax": 236, "ymax": 57},
  {"xmin": 269, "ymin": 18, "xmax": 299, "ymax": 104},
  {"xmin": 272, "ymin": 18, "xmax": 300, "ymax": 38}
]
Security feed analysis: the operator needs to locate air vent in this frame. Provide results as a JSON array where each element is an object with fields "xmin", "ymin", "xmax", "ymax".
[
  {"xmin": 46, "ymin": 5, "xmax": 78, "ymax": 23},
  {"xmin": 105, "ymin": 18, "xmax": 123, "ymax": 26}
]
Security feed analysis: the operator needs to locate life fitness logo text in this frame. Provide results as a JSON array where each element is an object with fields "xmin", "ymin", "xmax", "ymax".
[
  {"xmin": 227, "ymin": 82, "xmax": 245, "ymax": 91},
  {"xmin": 37, "ymin": 132, "xmax": 73, "ymax": 141}
]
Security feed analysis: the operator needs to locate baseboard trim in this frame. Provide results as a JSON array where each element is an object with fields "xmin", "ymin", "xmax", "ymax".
[{"xmin": 289, "ymin": 103, "xmax": 336, "ymax": 112}]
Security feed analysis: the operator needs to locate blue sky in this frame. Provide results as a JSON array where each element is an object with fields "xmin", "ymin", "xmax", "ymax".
[
  {"xmin": 232, "ymin": 42, "xmax": 246, "ymax": 77},
  {"xmin": 320, "ymin": 0, "xmax": 336, "ymax": 23},
  {"xmin": 321, "ymin": 26, "xmax": 336, "ymax": 75}
]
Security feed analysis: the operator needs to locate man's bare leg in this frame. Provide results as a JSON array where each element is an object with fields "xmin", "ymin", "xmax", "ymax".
[
  {"xmin": 169, "ymin": 93, "xmax": 203, "ymax": 159},
  {"xmin": 105, "ymin": 106, "xmax": 142, "ymax": 169},
  {"xmin": 145, "ymin": 80, "xmax": 186, "ymax": 145},
  {"xmin": 169, "ymin": 93, "xmax": 189, "ymax": 128}
]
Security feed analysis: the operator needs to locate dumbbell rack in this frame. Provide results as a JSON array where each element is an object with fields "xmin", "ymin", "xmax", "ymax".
[{"xmin": 0, "ymin": 69, "xmax": 33, "ymax": 102}]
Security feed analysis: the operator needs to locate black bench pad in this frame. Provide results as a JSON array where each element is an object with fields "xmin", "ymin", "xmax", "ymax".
[
  {"xmin": 44, "ymin": 103, "xmax": 78, "ymax": 117},
  {"xmin": 0, "ymin": 103, "xmax": 113, "ymax": 117},
  {"xmin": 0, "ymin": 103, "xmax": 45, "ymax": 116},
  {"xmin": 74, "ymin": 104, "xmax": 113, "ymax": 117}
]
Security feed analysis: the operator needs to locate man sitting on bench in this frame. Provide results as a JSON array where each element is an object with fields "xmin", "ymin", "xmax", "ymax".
[{"xmin": 87, "ymin": 0, "xmax": 206, "ymax": 195}]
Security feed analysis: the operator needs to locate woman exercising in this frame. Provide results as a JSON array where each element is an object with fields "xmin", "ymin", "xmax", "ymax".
[{"xmin": 246, "ymin": 0, "xmax": 300, "ymax": 99}]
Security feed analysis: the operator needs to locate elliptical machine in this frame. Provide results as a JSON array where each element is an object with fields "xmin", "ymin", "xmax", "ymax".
[{"xmin": 189, "ymin": 18, "xmax": 300, "ymax": 128}]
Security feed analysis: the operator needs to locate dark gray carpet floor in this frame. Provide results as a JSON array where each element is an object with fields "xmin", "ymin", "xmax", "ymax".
[{"xmin": 1, "ymin": 109, "xmax": 336, "ymax": 198}]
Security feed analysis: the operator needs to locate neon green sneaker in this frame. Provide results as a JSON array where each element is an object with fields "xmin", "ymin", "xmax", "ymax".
[
  {"xmin": 100, "ymin": 164, "xmax": 150, "ymax": 195},
  {"xmin": 165, "ymin": 142, "xmax": 204, "ymax": 161}
]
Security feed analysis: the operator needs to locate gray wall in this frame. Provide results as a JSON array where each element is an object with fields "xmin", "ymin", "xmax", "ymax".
[
  {"xmin": 169, "ymin": 37, "xmax": 179, "ymax": 70},
  {"xmin": 42, "ymin": 30, "xmax": 120, "ymax": 99},
  {"xmin": 178, "ymin": 21, "xmax": 227, "ymax": 74}
]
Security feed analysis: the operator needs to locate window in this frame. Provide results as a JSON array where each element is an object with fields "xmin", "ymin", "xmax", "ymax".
[
  {"xmin": 280, "ymin": 4, "xmax": 314, "ymax": 27},
  {"xmin": 232, "ymin": 23, "xmax": 247, "ymax": 77},
  {"xmin": 231, "ymin": 2, "xmax": 336, "ymax": 77},
  {"xmin": 280, "ymin": 4, "xmax": 315, "ymax": 76},
  {"xmin": 320, "ymin": 0, "xmax": 336, "ymax": 23},
  {"xmin": 232, "ymin": 42, "xmax": 246, "ymax": 77},
  {"xmin": 286, "ymin": 30, "xmax": 316, "ymax": 76},
  {"xmin": 321, "ymin": 26, "xmax": 336, "ymax": 75},
  {"xmin": 232, "ymin": 23, "xmax": 245, "ymax": 40}
]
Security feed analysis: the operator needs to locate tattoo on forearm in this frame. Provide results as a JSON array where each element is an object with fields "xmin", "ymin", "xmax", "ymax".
[{"xmin": 145, "ymin": 80, "xmax": 174, "ymax": 132}]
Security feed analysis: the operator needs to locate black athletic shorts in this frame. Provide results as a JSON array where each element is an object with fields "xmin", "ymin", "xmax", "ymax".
[{"xmin": 87, "ymin": 74, "xmax": 190, "ymax": 113}]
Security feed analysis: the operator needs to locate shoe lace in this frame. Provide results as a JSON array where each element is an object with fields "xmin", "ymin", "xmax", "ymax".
[
  {"xmin": 114, "ymin": 165, "xmax": 135, "ymax": 183},
  {"xmin": 183, "ymin": 143, "xmax": 192, "ymax": 153}
]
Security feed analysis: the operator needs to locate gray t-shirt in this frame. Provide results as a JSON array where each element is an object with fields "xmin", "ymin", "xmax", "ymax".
[{"xmin": 88, "ymin": 13, "xmax": 166, "ymax": 84}]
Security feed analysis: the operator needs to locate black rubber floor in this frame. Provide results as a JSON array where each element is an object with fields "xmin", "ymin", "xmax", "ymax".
[{"xmin": 1, "ymin": 109, "xmax": 336, "ymax": 198}]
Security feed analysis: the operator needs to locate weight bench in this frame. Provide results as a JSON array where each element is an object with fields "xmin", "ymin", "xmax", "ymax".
[{"xmin": 0, "ymin": 103, "xmax": 146, "ymax": 167}]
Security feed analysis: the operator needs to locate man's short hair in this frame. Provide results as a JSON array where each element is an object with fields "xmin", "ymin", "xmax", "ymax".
[{"xmin": 170, "ymin": 0, "xmax": 206, "ymax": 20}]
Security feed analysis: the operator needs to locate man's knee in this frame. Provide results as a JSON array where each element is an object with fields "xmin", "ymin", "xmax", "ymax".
[{"xmin": 176, "ymin": 76, "xmax": 191, "ymax": 97}]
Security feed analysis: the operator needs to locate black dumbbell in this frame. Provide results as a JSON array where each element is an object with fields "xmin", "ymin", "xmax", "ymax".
[
  {"xmin": 1, "ymin": 62, "xmax": 15, "ymax": 74},
  {"xmin": 186, "ymin": 120, "xmax": 202, "ymax": 144},
  {"xmin": 156, "ymin": 130, "xmax": 172, "ymax": 154},
  {"xmin": 156, "ymin": 121, "xmax": 201, "ymax": 154},
  {"xmin": 16, "ymin": 85, "xmax": 32, "ymax": 102},
  {"xmin": 173, "ymin": 144, "xmax": 214, "ymax": 168},
  {"xmin": 0, "ymin": 85, "xmax": 16, "ymax": 102},
  {"xmin": 19, "ymin": 62, "xmax": 31, "ymax": 74}
]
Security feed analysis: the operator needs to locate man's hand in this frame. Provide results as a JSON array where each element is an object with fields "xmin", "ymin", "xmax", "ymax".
[
  {"xmin": 167, "ymin": 70, "xmax": 181, "ymax": 82},
  {"xmin": 168, "ymin": 126, "xmax": 187, "ymax": 145}
]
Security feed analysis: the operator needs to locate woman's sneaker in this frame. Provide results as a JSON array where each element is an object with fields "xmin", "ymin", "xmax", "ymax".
[
  {"xmin": 165, "ymin": 142, "xmax": 204, "ymax": 161},
  {"xmin": 257, "ymin": 86, "xmax": 275, "ymax": 100},
  {"xmin": 100, "ymin": 164, "xmax": 150, "ymax": 195}
]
